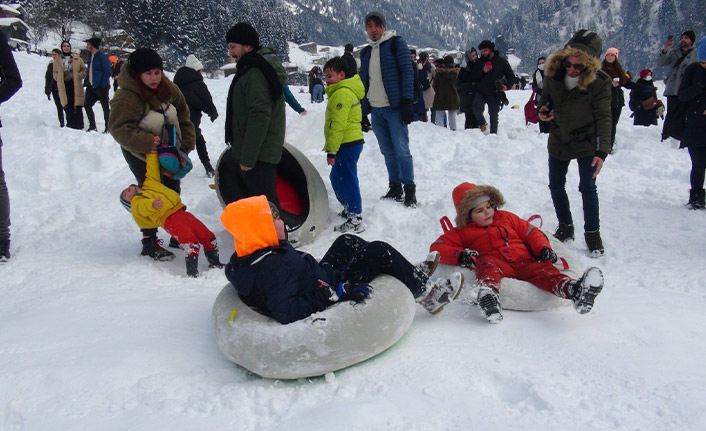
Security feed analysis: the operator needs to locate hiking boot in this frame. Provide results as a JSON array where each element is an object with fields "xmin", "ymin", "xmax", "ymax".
[
  {"xmin": 567, "ymin": 267, "xmax": 604, "ymax": 314},
  {"xmin": 418, "ymin": 273, "xmax": 464, "ymax": 314},
  {"xmin": 479, "ymin": 124, "xmax": 487, "ymax": 133},
  {"xmin": 334, "ymin": 215, "xmax": 365, "ymax": 233},
  {"xmin": 477, "ymin": 287, "xmax": 503, "ymax": 323},
  {"xmin": 414, "ymin": 251, "xmax": 441, "ymax": 278},
  {"xmin": 403, "ymin": 184, "xmax": 417, "ymax": 208},
  {"xmin": 0, "ymin": 239, "xmax": 10, "ymax": 262},
  {"xmin": 687, "ymin": 189, "xmax": 705, "ymax": 210},
  {"xmin": 553, "ymin": 222, "xmax": 575, "ymax": 242},
  {"xmin": 168, "ymin": 236, "xmax": 180, "ymax": 249},
  {"xmin": 185, "ymin": 256, "xmax": 199, "ymax": 277},
  {"xmin": 381, "ymin": 182, "xmax": 403, "ymax": 202},
  {"xmin": 584, "ymin": 230, "xmax": 605, "ymax": 258},
  {"xmin": 205, "ymin": 249, "xmax": 224, "ymax": 269},
  {"xmin": 338, "ymin": 209, "xmax": 348, "ymax": 219},
  {"xmin": 141, "ymin": 237, "xmax": 175, "ymax": 261}
]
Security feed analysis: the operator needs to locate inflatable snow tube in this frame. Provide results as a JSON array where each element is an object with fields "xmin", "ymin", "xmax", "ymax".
[
  {"xmin": 212, "ymin": 275, "xmax": 416, "ymax": 379},
  {"xmin": 434, "ymin": 232, "xmax": 580, "ymax": 311},
  {"xmin": 215, "ymin": 142, "xmax": 329, "ymax": 246}
]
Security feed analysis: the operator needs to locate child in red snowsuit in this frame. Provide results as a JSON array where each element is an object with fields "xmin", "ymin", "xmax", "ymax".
[
  {"xmin": 120, "ymin": 139, "xmax": 223, "ymax": 277},
  {"xmin": 430, "ymin": 182, "xmax": 604, "ymax": 323}
]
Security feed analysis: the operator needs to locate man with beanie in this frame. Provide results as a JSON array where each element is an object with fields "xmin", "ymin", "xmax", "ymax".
[
  {"xmin": 471, "ymin": 40, "xmax": 515, "ymax": 134},
  {"xmin": 84, "ymin": 37, "xmax": 112, "ymax": 133},
  {"xmin": 220, "ymin": 22, "xmax": 287, "ymax": 209},
  {"xmin": 538, "ymin": 29, "xmax": 612, "ymax": 258},
  {"xmin": 173, "ymin": 54, "xmax": 219, "ymax": 177},
  {"xmin": 342, "ymin": 43, "xmax": 358, "ymax": 78},
  {"xmin": 658, "ymin": 30, "xmax": 699, "ymax": 141},
  {"xmin": 359, "ymin": 11, "xmax": 418, "ymax": 207}
]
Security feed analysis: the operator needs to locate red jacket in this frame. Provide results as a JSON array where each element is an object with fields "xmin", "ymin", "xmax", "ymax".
[{"xmin": 431, "ymin": 210, "xmax": 550, "ymax": 265}]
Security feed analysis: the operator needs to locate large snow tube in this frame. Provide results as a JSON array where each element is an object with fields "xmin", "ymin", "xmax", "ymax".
[
  {"xmin": 215, "ymin": 142, "xmax": 329, "ymax": 246},
  {"xmin": 434, "ymin": 231, "xmax": 580, "ymax": 311},
  {"xmin": 212, "ymin": 275, "xmax": 416, "ymax": 379}
]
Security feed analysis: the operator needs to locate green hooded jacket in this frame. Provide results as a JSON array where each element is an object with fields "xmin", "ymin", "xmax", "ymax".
[{"xmin": 323, "ymin": 74, "xmax": 365, "ymax": 154}]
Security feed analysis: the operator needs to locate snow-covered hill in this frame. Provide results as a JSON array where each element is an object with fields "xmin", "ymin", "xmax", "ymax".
[{"xmin": 1, "ymin": 52, "xmax": 705, "ymax": 430}]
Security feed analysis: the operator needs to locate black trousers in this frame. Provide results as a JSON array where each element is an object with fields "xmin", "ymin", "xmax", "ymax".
[
  {"xmin": 63, "ymin": 80, "xmax": 84, "ymax": 130},
  {"xmin": 85, "ymin": 86, "xmax": 110, "ymax": 129},
  {"xmin": 610, "ymin": 105, "xmax": 622, "ymax": 148},
  {"xmin": 218, "ymin": 149, "xmax": 280, "ymax": 208},
  {"xmin": 50, "ymin": 89, "xmax": 64, "ymax": 126},
  {"xmin": 194, "ymin": 126, "xmax": 212, "ymax": 168},
  {"xmin": 688, "ymin": 146, "xmax": 706, "ymax": 190},
  {"xmin": 320, "ymin": 234, "xmax": 426, "ymax": 298}
]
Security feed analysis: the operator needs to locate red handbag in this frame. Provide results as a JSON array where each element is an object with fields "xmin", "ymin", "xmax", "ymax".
[{"xmin": 524, "ymin": 89, "xmax": 539, "ymax": 124}]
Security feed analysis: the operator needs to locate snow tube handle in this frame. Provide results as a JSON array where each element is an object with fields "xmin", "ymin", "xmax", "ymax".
[
  {"xmin": 440, "ymin": 216, "xmax": 453, "ymax": 233},
  {"xmin": 527, "ymin": 214, "xmax": 543, "ymax": 229},
  {"xmin": 559, "ymin": 257, "xmax": 569, "ymax": 270}
]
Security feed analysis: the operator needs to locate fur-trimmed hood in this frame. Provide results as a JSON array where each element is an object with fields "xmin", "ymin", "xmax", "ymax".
[
  {"xmin": 453, "ymin": 183, "xmax": 505, "ymax": 228},
  {"xmin": 545, "ymin": 47, "xmax": 602, "ymax": 91}
]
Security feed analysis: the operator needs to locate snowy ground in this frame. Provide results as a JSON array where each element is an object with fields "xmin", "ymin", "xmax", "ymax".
[{"xmin": 2, "ymin": 52, "xmax": 705, "ymax": 431}]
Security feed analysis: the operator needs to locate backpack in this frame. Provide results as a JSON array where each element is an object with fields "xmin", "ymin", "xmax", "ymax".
[
  {"xmin": 156, "ymin": 113, "xmax": 192, "ymax": 180},
  {"xmin": 361, "ymin": 36, "xmax": 420, "ymax": 103}
]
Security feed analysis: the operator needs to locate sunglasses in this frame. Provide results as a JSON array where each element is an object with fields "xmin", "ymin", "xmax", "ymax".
[{"xmin": 562, "ymin": 60, "xmax": 586, "ymax": 71}]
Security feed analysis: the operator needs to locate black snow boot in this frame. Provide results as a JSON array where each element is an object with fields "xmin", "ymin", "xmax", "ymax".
[
  {"xmin": 553, "ymin": 222, "xmax": 575, "ymax": 242},
  {"xmin": 687, "ymin": 189, "xmax": 705, "ymax": 210},
  {"xmin": 168, "ymin": 236, "xmax": 180, "ymax": 249},
  {"xmin": 205, "ymin": 249, "xmax": 225, "ymax": 269},
  {"xmin": 141, "ymin": 237, "xmax": 175, "ymax": 261},
  {"xmin": 185, "ymin": 256, "xmax": 199, "ymax": 277},
  {"xmin": 204, "ymin": 162, "xmax": 216, "ymax": 178},
  {"xmin": 381, "ymin": 182, "xmax": 403, "ymax": 202},
  {"xmin": 584, "ymin": 230, "xmax": 605, "ymax": 258},
  {"xmin": 403, "ymin": 184, "xmax": 417, "ymax": 208},
  {"xmin": 567, "ymin": 267, "xmax": 604, "ymax": 314},
  {"xmin": 0, "ymin": 239, "xmax": 10, "ymax": 261}
]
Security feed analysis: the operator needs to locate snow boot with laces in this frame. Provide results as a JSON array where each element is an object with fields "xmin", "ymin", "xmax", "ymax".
[
  {"xmin": 334, "ymin": 215, "xmax": 365, "ymax": 233},
  {"xmin": 477, "ymin": 286, "xmax": 503, "ymax": 323},
  {"xmin": 414, "ymin": 251, "xmax": 441, "ymax": 279},
  {"xmin": 567, "ymin": 267, "xmax": 604, "ymax": 314},
  {"xmin": 381, "ymin": 182, "xmax": 403, "ymax": 202},
  {"xmin": 553, "ymin": 222, "xmax": 575, "ymax": 242},
  {"xmin": 141, "ymin": 236, "xmax": 175, "ymax": 261},
  {"xmin": 417, "ymin": 273, "xmax": 464, "ymax": 314}
]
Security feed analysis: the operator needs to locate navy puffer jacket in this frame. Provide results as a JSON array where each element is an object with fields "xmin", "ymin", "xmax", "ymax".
[{"xmin": 359, "ymin": 33, "xmax": 414, "ymax": 115}]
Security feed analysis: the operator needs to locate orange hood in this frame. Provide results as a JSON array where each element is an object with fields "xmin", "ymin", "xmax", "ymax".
[{"xmin": 220, "ymin": 196, "xmax": 279, "ymax": 257}]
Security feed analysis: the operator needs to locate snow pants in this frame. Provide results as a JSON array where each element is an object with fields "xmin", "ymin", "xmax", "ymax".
[
  {"xmin": 163, "ymin": 209, "xmax": 217, "ymax": 257},
  {"xmin": 330, "ymin": 143, "xmax": 363, "ymax": 216},
  {"xmin": 371, "ymin": 106, "xmax": 414, "ymax": 185},
  {"xmin": 320, "ymin": 234, "xmax": 427, "ymax": 298},
  {"xmin": 475, "ymin": 256, "xmax": 572, "ymax": 299}
]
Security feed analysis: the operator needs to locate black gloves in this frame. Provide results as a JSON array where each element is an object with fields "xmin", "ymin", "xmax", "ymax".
[
  {"xmin": 337, "ymin": 283, "xmax": 372, "ymax": 303},
  {"xmin": 209, "ymin": 112, "xmax": 218, "ymax": 122},
  {"xmin": 538, "ymin": 248, "xmax": 558, "ymax": 263},
  {"xmin": 400, "ymin": 98, "xmax": 414, "ymax": 125},
  {"xmin": 458, "ymin": 249, "xmax": 479, "ymax": 268}
]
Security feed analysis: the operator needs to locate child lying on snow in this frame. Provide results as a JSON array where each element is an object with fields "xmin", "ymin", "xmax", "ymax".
[
  {"xmin": 119, "ymin": 138, "xmax": 224, "ymax": 277},
  {"xmin": 221, "ymin": 195, "xmax": 464, "ymax": 324},
  {"xmin": 430, "ymin": 182, "xmax": 604, "ymax": 323}
]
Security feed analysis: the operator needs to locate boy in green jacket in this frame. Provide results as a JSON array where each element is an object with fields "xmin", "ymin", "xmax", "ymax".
[{"xmin": 323, "ymin": 57, "xmax": 366, "ymax": 233}]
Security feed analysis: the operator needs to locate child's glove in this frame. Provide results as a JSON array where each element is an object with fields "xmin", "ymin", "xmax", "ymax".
[
  {"xmin": 336, "ymin": 282, "xmax": 372, "ymax": 303},
  {"xmin": 458, "ymin": 249, "xmax": 479, "ymax": 268},
  {"xmin": 538, "ymin": 248, "xmax": 558, "ymax": 263}
]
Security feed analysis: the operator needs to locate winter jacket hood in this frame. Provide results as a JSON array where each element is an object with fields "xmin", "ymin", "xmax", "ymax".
[
  {"xmin": 546, "ymin": 47, "xmax": 601, "ymax": 91},
  {"xmin": 323, "ymin": 74, "xmax": 365, "ymax": 153},
  {"xmin": 220, "ymin": 195, "xmax": 279, "ymax": 257},
  {"xmin": 432, "ymin": 66, "xmax": 460, "ymax": 110},
  {"xmin": 453, "ymin": 183, "xmax": 505, "ymax": 228}
]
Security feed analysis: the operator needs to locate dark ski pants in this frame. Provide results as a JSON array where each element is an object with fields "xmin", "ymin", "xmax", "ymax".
[
  {"xmin": 217, "ymin": 149, "xmax": 280, "ymax": 209},
  {"xmin": 84, "ymin": 86, "xmax": 110, "ymax": 130},
  {"xmin": 0, "ymin": 134, "xmax": 9, "ymax": 242},
  {"xmin": 688, "ymin": 146, "xmax": 706, "ymax": 190},
  {"xmin": 330, "ymin": 143, "xmax": 363, "ymax": 216},
  {"xmin": 549, "ymin": 155, "xmax": 600, "ymax": 232},
  {"xmin": 163, "ymin": 209, "xmax": 217, "ymax": 257},
  {"xmin": 320, "ymin": 234, "xmax": 427, "ymax": 298}
]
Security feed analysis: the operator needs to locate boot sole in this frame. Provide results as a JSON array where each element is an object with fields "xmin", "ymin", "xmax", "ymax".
[
  {"xmin": 430, "ymin": 273, "xmax": 464, "ymax": 315},
  {"xmin": 574, "ymin": 267, "xmax": 604, "ymax": 314}
]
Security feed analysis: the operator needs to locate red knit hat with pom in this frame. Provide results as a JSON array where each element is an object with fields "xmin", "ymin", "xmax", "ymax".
[{"xmin": 639, "ymin": 69, "xmax": 652, "ymax": 79}]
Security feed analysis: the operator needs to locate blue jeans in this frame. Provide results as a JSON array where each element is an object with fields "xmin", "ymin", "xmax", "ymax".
[
  {"xmin": 330, "ymin": 144, "xmax": 363, "ymax": 216},
  {"xmin": 371, "ymin": 106, "xmax": 414, "ymax": 185},
  {"xmin": 548, "ymin": 155, "xmax": 600, "ymax": 232},
  {"xmin": 312, "ymin": 84, "xmax": 324, "ymax": 103},
  {"xmin": 0, "ymin": 134, "xmax": 9, "ymax": 241}
]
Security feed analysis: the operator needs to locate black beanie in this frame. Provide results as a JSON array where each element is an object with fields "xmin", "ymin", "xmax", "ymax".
[
  {"xmin": 478, "ymin": 40, "xmax": 495, "ymax": 51},
  {"xmin": 345, "ymin": 43, "xmax": 354, "ymax": 53},
  {"xmin": 128, "ymin": 48, "xmax": 163, "ymax": 74},
  {"xmin": 226, "ymin": 22, "xmax": 260, "ymax": 48},
  {"xmin": 85, "ymin": 37, "xmax": 101, "ymax": 50},
  {"xmin": 681, "ymin": 30, "xmax": 696, "ymax": 44}
]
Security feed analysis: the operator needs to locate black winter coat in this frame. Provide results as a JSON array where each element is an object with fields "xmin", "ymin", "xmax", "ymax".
[
  {"xmin": 173, "ymin": 66, "xmax": 218, "ymax": 128},
  {"xmin": 678, "ymin": 63, "xmax": 706, "ymax": 148},
  {"xmin": 224, "ymin": 243, "xmax": 340, "ymax": 324},
  {"xmin": 0, "ymin": 32, "xmax": 22, "ymax": 127},
  {"xmin": 628, "ymin": 79, "xmax": 658, "ymax": 126},
  {"xmin": 471, "ymin": 51, "xmax": 515, "ymax": 96},
  {"xmin": 44, "ymin": 62, "xmax": 58, "ymax": 95},
  {"xmin": 456, "ymin": 65, "xmax": 476, "ymax": 113}
]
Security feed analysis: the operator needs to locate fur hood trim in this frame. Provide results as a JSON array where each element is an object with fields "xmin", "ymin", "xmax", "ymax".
[
  {"xmin": 545, "ymin": 47, "xmax": 601, "ymax": 91},
  {"xmin": 454, "ymin": 183, "xmax": 505, "ymax": 228}
]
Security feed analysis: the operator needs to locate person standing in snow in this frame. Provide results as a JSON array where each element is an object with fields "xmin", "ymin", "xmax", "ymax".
[
  {"xmin": 342, "ymin": 43, "xmax": 358, "ymax": 78},
  {"xmin": 532, "ymin": 56, "xmax": 549, "ymax": 133},
  {"xmin": 430, "ymin": 183, "xmax": 604, "ymax": 323},
  {"xmin": 83, "ymin": 37, "xmax": 112, "ymax": 133},
  {"xmin": 108, "ymin": 48, "xmax": 196, "ymax": 262},
  {"xmin": 470, "ymin": 39, "xmax": 515, "ymax": 134},
  {"xmin": 457, "ymin": 48, "xmax": 480, "ymax": 129},
  {"xmin": 359, "ymin": 10, "xmax": 417, "ymax": 207},
  {"xmin": 53, "ymin": 40, "xmax": 86, "ymax": 130},
  {"xmin": 432, "ymin": 55, "xmax": 460, "ymax": 130},
  {"xmin": 221, "ymin": 195, "xmax": 464, "ymax": 324},
  {"xmin": 45, "ymin": 49, "xmax": 64, "ymax": 127},
  {"xmin": 538, "ymin": 29, "xmax": 611, "ymax": 258},
  {"xmin": 658, "ymin": 30, "xmax": 699, "ymax": 141},
  {"xmin": 173, "ymin": 54, "xmax": 219, "ymax": 177},
  {"xmin": 308, "ymin": 66, "xmax": 325, "ymax": 103},
  {"xmin": 677, "ymin": 37, "xmax": 706, "ymax": 210},
  {"xmin": 419, "ymin": 51, "xmax": 435, "ymax": 123},
  {"xmin": 219, "ymin": 22, "xmax": 287, "ymax": 210},
  {"xmin": 601, "ymin": 47, "xmax": 634, "ymax": 153},
  {"xmin": 0, "ymin": 31, "xmax": 22, "ymax": 261},
  {"xmin": 628, "ymin": 69, "xmax": 663, "ymax": 127}
]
